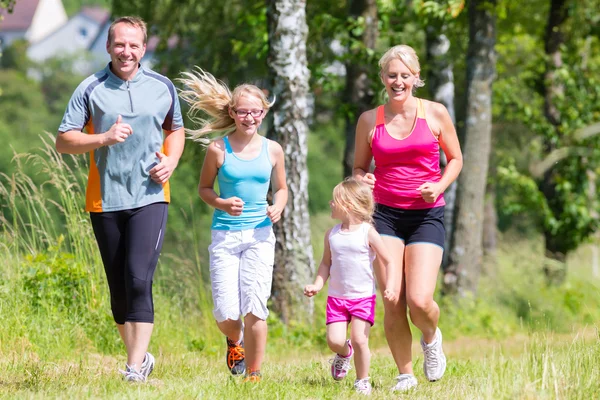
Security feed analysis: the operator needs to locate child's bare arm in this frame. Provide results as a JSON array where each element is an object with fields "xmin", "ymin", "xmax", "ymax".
[
  {"xmin": 304, "ymin": 229, "xmax": 333, "ymax": 297},
  {"xmin": 368, "ymin": 227, "xmax": 398, "ymax": 302}
]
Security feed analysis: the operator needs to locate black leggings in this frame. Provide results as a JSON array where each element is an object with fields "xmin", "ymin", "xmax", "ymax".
[{"xmin": 90, "ymin": 202, "xmax": 168, "ymax": 324}]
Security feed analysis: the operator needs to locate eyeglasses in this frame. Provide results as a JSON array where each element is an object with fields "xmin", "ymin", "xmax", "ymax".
[{"xmin": 233, "ymin": 109, "xmax": 264, "ymax": 118}]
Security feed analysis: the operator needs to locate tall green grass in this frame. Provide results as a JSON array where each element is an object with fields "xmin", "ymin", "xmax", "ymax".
[{"xmin": 0, "ymin": 135, "xmax": 221, "ymax": 361}]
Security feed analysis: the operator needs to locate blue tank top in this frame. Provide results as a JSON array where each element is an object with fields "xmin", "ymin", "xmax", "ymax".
[{"xmin": 211, "ymin": 136, "xmax": 273, "ymax": 230}]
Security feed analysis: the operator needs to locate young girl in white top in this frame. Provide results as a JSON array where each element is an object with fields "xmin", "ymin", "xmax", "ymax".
[{"xmin": 304, "ymin": 177, "xmax": 397, "ymax": 395}]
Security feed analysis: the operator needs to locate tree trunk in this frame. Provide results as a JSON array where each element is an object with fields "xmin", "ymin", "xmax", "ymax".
[
  {"xmin": 342, "ymin": 0, "xmax": 378, "ymax": 177},
  {"xmin": 540, "ymin": 0, "xmax": 569, "ymax": 285},
  {"xmin": 543, "ymin": 231, "xmax": 567, "ymax": 285},
  {"xmin": 425, "ymin": 25, "xmax": 458, "ymax": 265},
  {"xmin": 482, "ymin": 191, "xmax": 497, "ymax": 257},
  {"xmin": 444, "ymin": 0, "xmax": 496, "ymax": 296},
  {"xmin": 266, "ymin": 0, "xmax": 315, "ymax": 324}
]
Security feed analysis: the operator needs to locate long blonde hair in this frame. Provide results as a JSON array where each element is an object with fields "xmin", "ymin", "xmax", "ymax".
[
  {"xmin": 178, "ymin": 68, "xmax": 274, "ymax": 144},
  {"xmin": 332, "ymin": 177, "xmax": 374, "ymax": 224}
]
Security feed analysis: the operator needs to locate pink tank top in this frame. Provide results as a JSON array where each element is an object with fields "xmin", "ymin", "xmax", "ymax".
[{"xmin": 371, "ymin": 98, "xmax": 445, "ymax": 210}]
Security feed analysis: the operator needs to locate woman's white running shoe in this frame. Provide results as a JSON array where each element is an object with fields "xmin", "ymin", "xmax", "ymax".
[{"xmin": 421, "ymin": 327, "xmax": 447, "ymax": 381}]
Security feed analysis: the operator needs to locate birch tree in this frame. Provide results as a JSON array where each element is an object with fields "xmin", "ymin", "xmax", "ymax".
[
  {"xmin": 444, "ymin": 0, "xmax": 496, "ymax": 296},
  {"xmin": 266, "ymin": 0, "xmax": 315, "ymax": 323}
]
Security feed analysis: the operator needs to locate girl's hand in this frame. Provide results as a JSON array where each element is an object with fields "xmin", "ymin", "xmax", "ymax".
[
  {"xmin": 224, "ymin": 197, "xmax": 244, "ymax": 216},
  {"xmin": 417, "ymin": 182, "xmax": 443, "ymax": 203},
  {"xmin": 303, "ymin": 284, "xmax": 320, "ymax": 297},
  {"xmin": 267, "ymin": 205, "xmax": 282, "ymax": 223}
]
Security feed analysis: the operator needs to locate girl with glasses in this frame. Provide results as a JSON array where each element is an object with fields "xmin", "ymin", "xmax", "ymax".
[{"xmin": 179, "ymin": 68, "xmax": 288, "ymax": 383}]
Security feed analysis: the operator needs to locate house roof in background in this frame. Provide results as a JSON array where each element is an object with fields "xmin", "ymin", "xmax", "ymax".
[{"xmin": 0, "ymin": 0, "xmax": 41, "ymax": 31}]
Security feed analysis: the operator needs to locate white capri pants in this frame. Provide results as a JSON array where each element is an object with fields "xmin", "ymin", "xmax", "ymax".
[{"xmin": 208, "ymin": 226, "xmax": 275, "ymax": 322}]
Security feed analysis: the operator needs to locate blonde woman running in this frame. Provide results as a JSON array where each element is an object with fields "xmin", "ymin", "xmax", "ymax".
[
  {"xmin": 179, "ymin": 69, "xmax": 288, "ymax": 383},
  {"xmin": 353, "ymin": 45, "xmax": 463, "ymax": 391}
]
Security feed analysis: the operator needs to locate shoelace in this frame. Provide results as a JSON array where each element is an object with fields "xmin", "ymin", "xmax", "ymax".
[
  {"xmin": 330, "ymin": 355, "xmax": 352, "ymax": 372},
  {"xmin": 227, "ymin": 344, "xmax": 245, "ymax": 369},
  {"xmin": 119, "ymin": 365, "xmax": 146, "ymax": 382},
  {"xmin": 394, "ymin": 374, "xmax": 416, "ymax": 391},
  {"xmin": 423, "ymin": 343, "xmax": 440, "ymax": 369},
  {"xmin": 354, "ymin": 379, "xmax": 370, "ymax": 391}
]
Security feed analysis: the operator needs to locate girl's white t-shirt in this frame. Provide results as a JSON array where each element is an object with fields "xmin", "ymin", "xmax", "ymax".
[{"xmin": 327, "ymin": 222, "xmax": 376, "ymax": 299}]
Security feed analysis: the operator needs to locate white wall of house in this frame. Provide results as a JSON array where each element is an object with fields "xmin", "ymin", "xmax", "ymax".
[
  {"xmin": 27, "ymin": 0, "xmax": 68, "ymax": 43},
  {"xmin": 28, "ymin": 14, "xmax": 102, "ymax": 62}
]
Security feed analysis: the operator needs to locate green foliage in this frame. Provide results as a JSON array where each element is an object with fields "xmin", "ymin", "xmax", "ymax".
[
  {"xmin": 22, "ymin": 242, "xmax": 90, "ymax": 312},
  {"xmin": 0, "ymin": 0, "xmax": 15, "ymax": 13},
  {"xmin": 440, "ymin": 232, "xmax": 600, "ymax": 339},
  {"xmin": 492, "ymin": 2, "xmax": 600, "ymax": 256},
  {"xmin": 61, "ymin": 0, "xmax": 110, "ymax": 16},
  {"xmin": 0, "ymin": 39, "xmax": 29, "ymax": 71},
  {"xmin": 0, "ymin": 70, "xmax": 54, "ymax": 154},
  {"xmin": 37, "ymin": 57, "xmax": 87, "ymax": 115},
  {"xmin": 114, "ymin": 0, "xmax": 269, "ymax": 86},
  {"xmin": 413, "ymin": 0, "xmax": 466, "ymax": 24},
  {"xmin": 496, "ymin": 158, "xmax": 551, "ymax": 230},
  {"xmin": 307, "ymin": 121, "xmax": 344, "ymax": 213}
]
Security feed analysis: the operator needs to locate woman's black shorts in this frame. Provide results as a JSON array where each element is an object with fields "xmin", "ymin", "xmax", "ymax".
[{"xmin": 373, "ymin": 203, "xmax": 445, "ymax": 250}]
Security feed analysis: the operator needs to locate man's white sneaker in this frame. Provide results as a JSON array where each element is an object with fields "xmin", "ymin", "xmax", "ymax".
[
  {"xmin": 140, "ymin": 352, "xmax": 155, "ymax": 379},
  {"xmin": 421, "ymin": 327, "xmax": 447, "ymax": 381},
  {"xmin": 392, "ymin": 374, "xmax": 418, "ymax": 391},
  {"xmin": 354, "ymin": 378, "xmax": 372, "ymax": 395},
  {"xmin": 121, "ymin": 364, "xmax": 146, "ymax": 382}
]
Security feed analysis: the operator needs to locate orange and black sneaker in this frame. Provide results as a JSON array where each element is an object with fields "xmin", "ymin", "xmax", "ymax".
[
  {"xmin": 226, "ymin": 337, "xmax": 246, "ymax": 375},
  {"xmin": 243, "ymin": 370, "xmax": 261, "ymax": 383}
]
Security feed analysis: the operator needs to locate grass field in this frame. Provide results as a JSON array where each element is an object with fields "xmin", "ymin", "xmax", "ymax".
[
  {"xmin": 0, "ymin": 327, "xmax": 600, "ymax": 399},
  {"xmin": 0, "ymin": 327, "xmax": 598, "ymax": 399}
]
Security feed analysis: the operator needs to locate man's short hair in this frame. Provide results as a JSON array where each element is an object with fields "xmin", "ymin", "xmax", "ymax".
[{"xmin": 107, "ymin": 16, "xmax": 148, "ymax": 45}]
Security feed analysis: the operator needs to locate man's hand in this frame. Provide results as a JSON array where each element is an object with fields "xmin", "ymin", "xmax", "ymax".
[
  {"xmin": 103, "ymin": 115, "xmax": 133, "ymax": 146},
  {"xmin": 149, "ymin": 151, "xmax": 178, "ymax": 184}
]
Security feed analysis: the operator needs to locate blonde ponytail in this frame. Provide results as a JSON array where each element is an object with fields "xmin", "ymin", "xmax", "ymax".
[
  {"xmin": 178, "ymin": 68, "xmax": 236, "ymax": 144},
  {"xmin": 178, "ymin": 68, "xmax": 275, "ymax": 144}
]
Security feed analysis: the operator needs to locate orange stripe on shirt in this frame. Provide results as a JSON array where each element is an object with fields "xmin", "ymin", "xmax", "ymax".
[
  {"xmin": 161, "ymin": 144, "xmax": 171, "ymax": 203},
  {"xmin": 84, "ymin": 122, "xmax": 103, "ymax": 212}
]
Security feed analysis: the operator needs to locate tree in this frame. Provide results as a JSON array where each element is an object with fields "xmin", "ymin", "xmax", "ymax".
[
  {"xmin": 419, "ymin": 0, "xmax": 466, "ymax": 258},
  {"xmin": 0, "ymin": 39, "xmax": 28, "ymax": 71},
  {"xmin": 537, "ymin": 0, "xmax": 569, "ymax": 283},
  {"xmin": 113, "ymin": 0, "xmax": 269, "ymax": 83},
  {"xmin": 341, "ymin": 0, "xmax": 378, "ymax": 178},
  {"xmin": 444, "ymin": 0, "xmax": 497, "ymax": 296},
  {"xmin": 492, "ymin": 0, "xmax": 600, "ymax": 285},
  {"xmin": 266, "ymin": 0, "xmax": 315, "ymax": 323}
]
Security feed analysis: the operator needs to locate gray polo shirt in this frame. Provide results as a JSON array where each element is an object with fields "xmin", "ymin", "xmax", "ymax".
[{"xmin": 59, "ymin": 63, "xmax": 183, "ymax": 212}]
